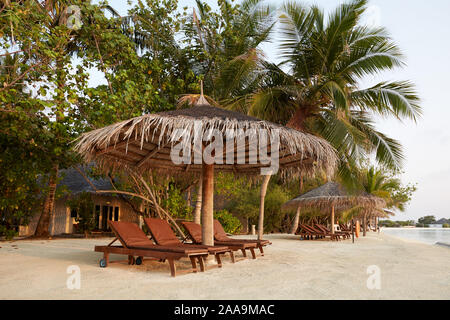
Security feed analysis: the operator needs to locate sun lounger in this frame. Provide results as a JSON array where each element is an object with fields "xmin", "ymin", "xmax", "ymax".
[
  {"xmin": 296, "ymin": 224, "xmax": 324, "ymax": 240},
  {"xmin": 213, "ymin": 219, "xmax": 271, "ymax": 256},
  {"xmin": 181, "ymin": 221, "xmax": 258, "ymax": 260},
  {"xmin": 315, "ymin": 224, "xmax": 350, "ymax": 239},
  {"xmin": 311, "ymin": 224, "xmax": 342, "ymax": 241},
  {"xmin": 298, "ymin": 224, "xmax": 340, "ymax": 241},
  {"xmin": 143, "ymin": 217, "xmax": 233, "ymax": 267},
  {"xmin": 94, "ymin": 220, "xmax": 209, "ymax": 277}
]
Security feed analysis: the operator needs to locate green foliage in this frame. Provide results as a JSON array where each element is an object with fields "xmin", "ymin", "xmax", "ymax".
[
  {"xmin": 222, "ymin": 177, "xmax": 293, "ymax": 233},
  {"xmin": 214, "ymin": 209, "xmax": 242, "ymax": 234},
  {"xmin": 360, "ymin": 165, "xmax": 417, "ymax": 212},
  {"xmin": 162, "ymin": 184, "xmax": 192, "ymax": 219},
  {"xmin": 225, "ymin": 0, "xmax": 421, "ymax": 186},
  {"xmin": 418, "ymin": 215, "xmax": 436, "ymax": 226},
  {"xmin": 379, "ymin": 220, "xmax": 415, "ymax": 228},
  {"xmin": 67, "ymin": 192, "xmax": 96, "ymax": 234},
  {"xmin": 442, "ymin": 224, "xmax": 450, "ymax": 228}
]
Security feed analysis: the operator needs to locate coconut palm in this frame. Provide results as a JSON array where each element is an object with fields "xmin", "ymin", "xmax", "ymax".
[
  {"xmin": 361, "ymin": 166, "xmax": 408, "ymax": 211},
  {"xmin": 182, "ymin": 0, "xmax": 276, "ymax": 101},
  {"xmin": 227, "ymin": 0, "xmax": 421, "ymax": 179}
]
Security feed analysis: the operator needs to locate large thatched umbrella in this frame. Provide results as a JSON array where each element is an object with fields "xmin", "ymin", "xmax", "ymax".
[
  {"xmin": 75, "ymin": 97, "xmax": 338, "ymax": 245},
  {"xmin": 282, "ymin": 182, "xmax": 386, "ymax": 234}
]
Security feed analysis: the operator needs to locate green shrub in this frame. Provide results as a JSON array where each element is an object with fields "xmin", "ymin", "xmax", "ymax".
[
  {"xmin": 442, "ymin": 223, "xmax": 450, "ymax": 228},
  {"xmin": 163, "ymin": 185, "xmax": 192, "ymax": 219},
  {"xmin": 214, "ymin": 209, "xmax": 242, "ymax": 234}
]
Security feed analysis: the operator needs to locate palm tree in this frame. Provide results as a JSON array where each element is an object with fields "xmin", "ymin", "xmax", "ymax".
[
  {"xmin": 227, "ymin": 0, "xmax": 421, "ymax": 179},
  {"xmin": 361, "ymin": 166, "xmax": 407, "ymax": 211},
  {"xmin": 182, "ymin": 0, "xmax": 276, "ymax": 102}
]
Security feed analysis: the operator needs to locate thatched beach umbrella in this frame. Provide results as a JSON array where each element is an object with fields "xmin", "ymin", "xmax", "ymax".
[
  {"xmin": 75, "ymin": 96, "xmax": 338, "ymax": 245},
  {"xmin": 282, "ymin": 182, "xmax": 386, "ymax": 234}
]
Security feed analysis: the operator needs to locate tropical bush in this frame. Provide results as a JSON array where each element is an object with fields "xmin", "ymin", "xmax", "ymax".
[
  {"xmin": 162, "ymin": 184, "xmax": 193, "ymax": 219},
  {"xmin": 214, "ymin": 209, "xmax": 242, "ymax": 234}
]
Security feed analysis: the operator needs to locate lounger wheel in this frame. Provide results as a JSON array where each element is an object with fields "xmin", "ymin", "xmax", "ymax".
[
  {"xmin": 135, "ymin": 257, "xmax": 143, "ymax": 265},
  {"xmin": 99, "ymin": 258, "xmax": 107, "ymax": 268}
]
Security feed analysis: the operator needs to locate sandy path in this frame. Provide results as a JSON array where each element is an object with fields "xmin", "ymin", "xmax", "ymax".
[{"xmin": 0, "ymin": 232, "xmax": 448, "ymax": 299}]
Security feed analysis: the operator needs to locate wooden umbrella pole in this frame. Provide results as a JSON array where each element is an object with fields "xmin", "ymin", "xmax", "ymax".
[
  {"xmin": 201, "ymin": 162, "xmax": 214, "ymax": 246},
  {"xmin": 363, "ymin": 212, "xmax": 367, "ymax": 237},
  {"xmin": 193, "ymin": 177, "xmax": 202, "ymax": 225},
  {"xmin": 331, "ymin": 205, "xmax": 335, "ymax": 234}
]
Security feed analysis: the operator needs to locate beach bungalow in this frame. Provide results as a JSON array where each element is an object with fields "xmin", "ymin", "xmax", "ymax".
[{"xmin": 19, "ymin": 167, "xmax": 141, "ymax": 236}]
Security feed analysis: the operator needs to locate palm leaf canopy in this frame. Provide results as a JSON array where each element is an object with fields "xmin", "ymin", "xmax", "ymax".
[
  {"xmin": 74, "ymin": 104, "xmax": 337, "ymax": 176},
  {"xmin": 282, "ymin": 181, "xmax": 385, "ymax": 212}
]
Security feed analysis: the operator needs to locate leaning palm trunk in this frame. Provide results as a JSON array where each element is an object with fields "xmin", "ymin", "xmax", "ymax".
[
  {"xmin": 257, "ymin": 175, "xmax": 271, "ymax": 240},
  {"xmin": 35, "ymin": 164, "xmax": 58, "ymax": 237},
  {"xmin": 290, "ymin": 207, "xmax": 301, "ymax": 234},
  {"xmin": 289, "ymin": 175, "xmax": 304, "ymax": 234}
]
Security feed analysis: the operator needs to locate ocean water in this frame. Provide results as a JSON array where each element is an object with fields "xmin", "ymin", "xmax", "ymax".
[{"xmin": 381, "ymin": 228, "xmax": 450, "ymax": 246}]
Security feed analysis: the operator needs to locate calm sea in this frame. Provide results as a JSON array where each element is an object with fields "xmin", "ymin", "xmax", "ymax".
[{"xmin": 381, "ymin": 228, "xmax": 450, "ymax": 246}]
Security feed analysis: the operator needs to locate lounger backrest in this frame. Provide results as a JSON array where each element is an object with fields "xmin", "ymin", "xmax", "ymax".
[
  {"xmin": 144, "ymin": 218, "xmax": 180, "ymax": 246},
  {"xmin": 108, "ymin": 221, "xmax": 153, "ymax": 248},
  {"xmin": 301, "ymin": 224, "xmax": 317, "ymax": 233},
  {"xmin": 213, "ymin": 219, "xmax": 230, "ymax": 241},
  {"xmin": 181, "ymin": 221, "xmax": 202, "ymax": 244}
]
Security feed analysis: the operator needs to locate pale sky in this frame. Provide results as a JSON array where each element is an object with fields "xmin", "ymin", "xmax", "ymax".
[{"xmin": 95, "ymin": 0, "xmax": 450, "ymax": 222}]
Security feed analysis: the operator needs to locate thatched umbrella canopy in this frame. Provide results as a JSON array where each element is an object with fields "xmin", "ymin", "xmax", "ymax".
[
  {"xmin": 74, "ymin": 106, "xmax": 337, "ymax": 176},
  {"xmin": 75, "ymin": 97, "xmax": 338, "ymax": 245},
  {"xmin": 282, "ymin": 182, "xmax": 386, "ymax": 234}
]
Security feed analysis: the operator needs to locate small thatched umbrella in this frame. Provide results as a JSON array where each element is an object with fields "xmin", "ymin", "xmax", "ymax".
[
  {"xmin": 75, "ymin": 96, "xmax": 338, "ymax": 245},
  {"xmin": 282, "ymin": 182, "xmax": 386, "ymax": 234}
]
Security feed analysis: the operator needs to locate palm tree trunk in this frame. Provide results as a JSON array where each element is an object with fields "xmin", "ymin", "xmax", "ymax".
[
  {"xmin": 201, "ymin": 163, "xmax": 214, "ymax": 246},
  {"xmin": 35, "ymin": 164, "xmax": 58, "ymax": 237},
  {"xmin": 257, "ymin": 175, "xmax": 271, "ymax": 240},
  {"xmin": 193, "ymin": 178, "xmax": 202, "ymax": 224},
  {"xmin": 290, "ymin": 207, "xmax": 301, "ymax": 234},
  {"xmin": 286, "ymin": 107, "xmax": 310, "ymax": 131},
  {"xmin": 289, "ymin": 175, "xmax": 303, "ymax": 234}
]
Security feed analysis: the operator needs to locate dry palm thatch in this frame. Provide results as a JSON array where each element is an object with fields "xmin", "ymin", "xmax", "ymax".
[
  {"xmin": 74, "ymin": 104, "xmax": 338, "ymax": 176},
  {"xmin": 281, "ymin": 182, "xmax": 386, "ymax": 212}
]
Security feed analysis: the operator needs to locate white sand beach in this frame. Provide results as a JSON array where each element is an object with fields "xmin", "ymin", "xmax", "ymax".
[{"xmin": 0, "ymin": 232, "xmax": 449, "ymax": 300}]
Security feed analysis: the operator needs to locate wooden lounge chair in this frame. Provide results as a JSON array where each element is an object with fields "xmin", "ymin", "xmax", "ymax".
[
  {"xmin": 315, "ymin": 224, "xmax": 350, "ymax": 240},
  {"xmin": 296, "ymin": 224, "xmax": 324, "ymax": 240},
  {"xmin": 143, "ymin": 217, "xmax": 233, "ymax": 267},
  {"xmin": 339, "ymin": 223, "xmax": 351, "ymax": 233},
  {"xmin": 311, "ymin": 224, "xmax": 341, "ymax": 241},
  {"xmin": 295, "ymin": 224, "xmax": 320, "ymax": 240},
  {"xmin": 94, "ymin": 221, "xmax": 209, "ymax": 277},
  {"xmin": 299, "ymin": 224, "xmax": 340, "ymax": 241},
  {"xmin": 213, "ymin": 220, "xmax": 271, "ymax": 256},
  {"xmin": 181, "ymin": 221, "xmax": 258, "ymax": 260}
]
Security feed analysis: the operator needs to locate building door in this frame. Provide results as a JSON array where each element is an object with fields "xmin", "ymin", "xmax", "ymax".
[
  {"xmin": 94, "ymin": 205, "xmax": 100, "ymax": 230},
  {"xmin": 101, "ymin": 206, "xmax": 108, "ymax": 231}
]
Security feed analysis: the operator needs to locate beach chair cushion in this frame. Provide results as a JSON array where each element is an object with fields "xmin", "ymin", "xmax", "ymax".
[
  {"xmin": 213, "ymin": 219, "xmax": 231, "ymax": 241},
  {"xmin": 144, "ymin": 218, "xmax": 181, "ymax": 246},
  {"xmin": 108, "ymin": 221, "xmax": 154, "ymax": 248},
  {"xmin": 182, "ymin": 221, "xmax": 203, "ymax": 244}
]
